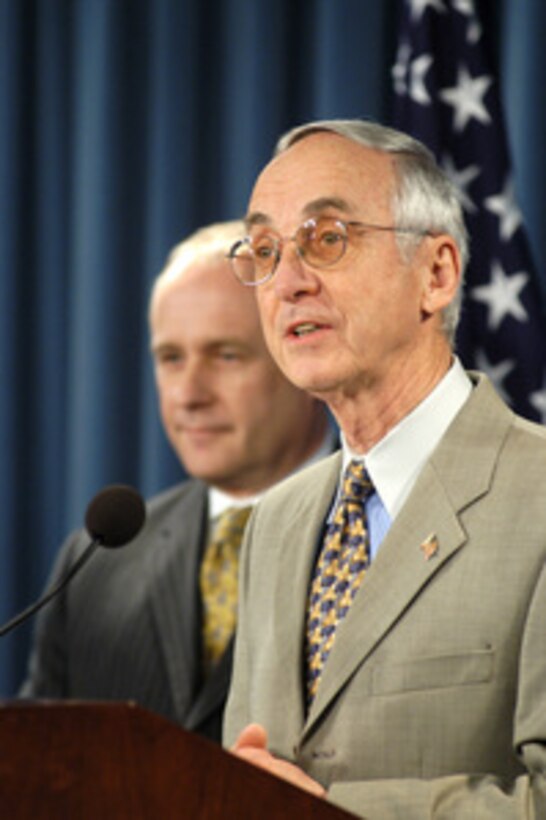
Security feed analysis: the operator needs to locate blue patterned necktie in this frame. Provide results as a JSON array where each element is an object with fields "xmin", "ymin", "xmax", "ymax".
[{"xmin": 305, "ymin": 459, "xmax": 374, "ymax": 706}]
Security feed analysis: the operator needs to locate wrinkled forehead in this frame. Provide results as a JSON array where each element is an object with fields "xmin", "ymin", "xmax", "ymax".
[{"xmin": 248, "ymin": 132, "xmax": 396, "ymax": 230}]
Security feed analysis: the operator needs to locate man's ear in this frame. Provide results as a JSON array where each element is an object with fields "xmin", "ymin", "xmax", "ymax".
[{"xmin": 420, "ymin": 235, "xmax": 461, "ymax": 318}]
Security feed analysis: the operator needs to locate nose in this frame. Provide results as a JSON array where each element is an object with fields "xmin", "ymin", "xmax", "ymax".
[
  {"xmin": 271, "ymin": 242, "xmax": 321, "ymax": 302},
  {"xmin": 169, "ymin": 359, "xmax": 214, "ymax": 409}
]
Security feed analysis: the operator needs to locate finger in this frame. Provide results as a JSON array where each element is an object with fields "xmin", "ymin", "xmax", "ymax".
[{"xmin": 232, "ymin": 722, "xmax": 268, "ymax": 751}]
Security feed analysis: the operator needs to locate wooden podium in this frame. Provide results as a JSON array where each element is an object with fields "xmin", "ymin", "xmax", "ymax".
[{"xmin": 0, "ymin": 701, "xmax": 357, "ymax": 818}]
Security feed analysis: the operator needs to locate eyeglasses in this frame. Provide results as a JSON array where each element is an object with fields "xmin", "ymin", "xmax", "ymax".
[{"xmin": 227, "ymin": 216, "xmax": 431, "ymax": 286}]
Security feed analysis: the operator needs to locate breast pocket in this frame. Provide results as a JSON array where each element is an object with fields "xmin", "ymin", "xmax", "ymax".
[{"xmin": 371, "ymin": 648, "xmax": 495, "ymax": 695}]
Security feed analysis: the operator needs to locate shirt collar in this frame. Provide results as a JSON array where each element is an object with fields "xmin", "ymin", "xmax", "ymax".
[{"xmin": 342, "ymin": 358, "xmax": 472, "ymax": 518}]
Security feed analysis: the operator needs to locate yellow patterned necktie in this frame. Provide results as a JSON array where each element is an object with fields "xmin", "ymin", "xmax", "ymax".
[
  {"xmin": 306, "ymin": 460, "xmax": 374, "ymax": 706},
  {"xmin": 200, "ymin": 506, "xmax": 252, "ymax": 673}
]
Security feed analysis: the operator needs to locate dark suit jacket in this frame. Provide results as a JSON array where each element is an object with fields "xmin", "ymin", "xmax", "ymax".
[
  {"xmin": 225, "ymin": 375, "xmax": 546, "ymax": 818},
  {"xmin": 21, "ymin": 480, "xmax": 231, "ymax": 742}
]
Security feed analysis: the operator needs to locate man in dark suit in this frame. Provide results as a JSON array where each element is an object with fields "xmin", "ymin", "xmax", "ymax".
[
  {"xmin": 224, "ymin": 121, "xmax": 546, "ymax": 818},
  {"xmin": 20, "ymin": 220, "xmax": 333, "ymax": 742}
]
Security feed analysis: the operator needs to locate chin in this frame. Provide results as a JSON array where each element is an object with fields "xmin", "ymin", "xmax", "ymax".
[
  {"xmin": 284, "ymin": 366, "xmax": 336, "ymax": 395},
  {"xmin": 177, "ymin": 453, "xmax": 224, "ymax": 481}
]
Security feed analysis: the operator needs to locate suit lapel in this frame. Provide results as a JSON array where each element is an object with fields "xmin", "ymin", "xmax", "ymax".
[
  {"xmin": 267, "ymin": 452, "xmax": 345, "ymax": 737},
  {"xmin": 303, "ymin": 374, "xmax": 513, "ymax": 737},
  {"xmin": 304, "ymin": 463, "xmax": 467, "ymax": 734},
  {"xmin": 146, "ymin": 481, "xmax": 208, "ymax": 724}
]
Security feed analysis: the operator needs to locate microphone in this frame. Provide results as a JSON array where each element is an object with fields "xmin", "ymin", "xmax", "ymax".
[
  {"xmin": 0, "ymin": 484, "xmax": 146, "ymax": 638},
  {"xmin": 84, "ymin": 484, "xmax": 146, "ymax": 547}
]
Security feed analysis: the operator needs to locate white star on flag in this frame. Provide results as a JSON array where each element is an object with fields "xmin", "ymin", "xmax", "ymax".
[
  {"xmin": 409, "ymin": 0, "xmax": 447, "ymax": 22},
  {"xmin": 452, "ymin": 0, "xmax": 473, "ymax": 12},
  {"xmin": 484, "ymin": 175, "xmax": 523, "ymax": 242},
  {"xmin": 471, "ymin": 262, "xmax": 529, "ymax": 331},
  {"xmin": 452, "ymin": 0, "xmax": 482, "ymax": 43},
  {"xmin": 439, "ymin": 65, "xmax": 492, "ymax": 132},
  {"xmin": 441, "ymin": 154, "xmax": 481, "ymax": 212},
  {"xmin": 408, "ymin": 54, "xmax": 433, "ymax": 105},
  {"xmin": 392, "ymin": 43, "xmax": 411, "ymax": 95},
  {"xmin": 392, "ymin": 45, "xmax": 432, "ymax": 105},
  {"xmin": 529, "ymin": 381, "xmax": 546, "ymax": 423},
  {"xmin": 474, "ymin": 350, "xmax": 514, "ymax": 405}
]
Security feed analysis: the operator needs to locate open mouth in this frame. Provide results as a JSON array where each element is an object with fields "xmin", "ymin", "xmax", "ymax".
[{"xmin": 291, "ymin": 322, "xmax": 323, "ymax": 337}]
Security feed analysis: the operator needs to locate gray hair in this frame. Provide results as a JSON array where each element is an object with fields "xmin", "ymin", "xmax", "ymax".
[{"xmin": 275, "ymin": 120, "xmax": 468, "ymax": 344}]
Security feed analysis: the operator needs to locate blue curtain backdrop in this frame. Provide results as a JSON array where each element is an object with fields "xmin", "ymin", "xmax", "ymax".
[{"xmin": 0, "ymin": 0, "xmax": 544, "ymax": 695}]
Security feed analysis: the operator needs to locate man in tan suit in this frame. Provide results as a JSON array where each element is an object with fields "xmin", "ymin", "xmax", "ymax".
[{"xmin": 223, "ymin": 120, "xmax": 546, "ymax": 818}]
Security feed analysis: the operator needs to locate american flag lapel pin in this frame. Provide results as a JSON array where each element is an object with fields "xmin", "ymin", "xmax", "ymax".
[{"xmin": 420, "ymin": 533, "xmax": 439, "ymax": 560}]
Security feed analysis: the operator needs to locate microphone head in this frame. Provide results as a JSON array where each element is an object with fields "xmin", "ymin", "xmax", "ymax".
[{"xmin": 84, "ymin": 484, "xmax": 146, "ymax": 548}]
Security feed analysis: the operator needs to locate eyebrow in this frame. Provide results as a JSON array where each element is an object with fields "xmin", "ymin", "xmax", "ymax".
[
  {"xmin": 245, "ymin": 196, "xmax": 355, "ymax": 231},
  {"xmin": 150, "ymin": 340, "xmax": 178, "ymax": 356},
  {"xmin": 302, "ymin": 197, "xmax": 354, "ymax": 217}
]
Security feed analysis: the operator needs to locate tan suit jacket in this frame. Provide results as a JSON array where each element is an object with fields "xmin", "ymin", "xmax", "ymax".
[{"xmin": 224, "ymin": 375, "xmax": 546, "ymax": 818}]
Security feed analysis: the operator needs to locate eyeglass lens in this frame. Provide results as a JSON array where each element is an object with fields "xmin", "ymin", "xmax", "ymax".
[{"xmin": 231, "ymin": 217, "xmax": 348, "ymax": 284}]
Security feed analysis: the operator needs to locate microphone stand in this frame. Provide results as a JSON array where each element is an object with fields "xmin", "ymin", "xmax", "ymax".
[{"xmin": 0, "ymin": 538, "xmax": 103, "ymax": 637}]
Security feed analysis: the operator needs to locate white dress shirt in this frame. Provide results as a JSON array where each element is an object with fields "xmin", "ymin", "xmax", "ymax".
[{"xmin": 339, "ymin": 358, "xmax": 472, "ymax": 558}]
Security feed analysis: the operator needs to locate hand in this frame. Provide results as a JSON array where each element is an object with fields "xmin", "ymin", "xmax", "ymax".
[{"xmin": 231, "ymin": 723, "xmax": 326, "ymax": 799}]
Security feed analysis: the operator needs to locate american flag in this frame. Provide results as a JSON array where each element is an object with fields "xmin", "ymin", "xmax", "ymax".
[{"xmin": 391, "ymin": 0, "xmax": 546, "ymax": 422}]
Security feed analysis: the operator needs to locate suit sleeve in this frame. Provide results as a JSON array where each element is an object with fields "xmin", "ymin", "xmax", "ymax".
[
  {"xmin": 327, "ymin": 560, "xmax": 546, "ymax": 820},
  {"xmin": 18, "ymin": 530, "xmax": 84, "ymax": 698}
]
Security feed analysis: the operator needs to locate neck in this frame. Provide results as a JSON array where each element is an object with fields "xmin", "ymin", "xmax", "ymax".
[{"xmin": 327, "ymin": 349, "xmax": 452, "ymax": 454}]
